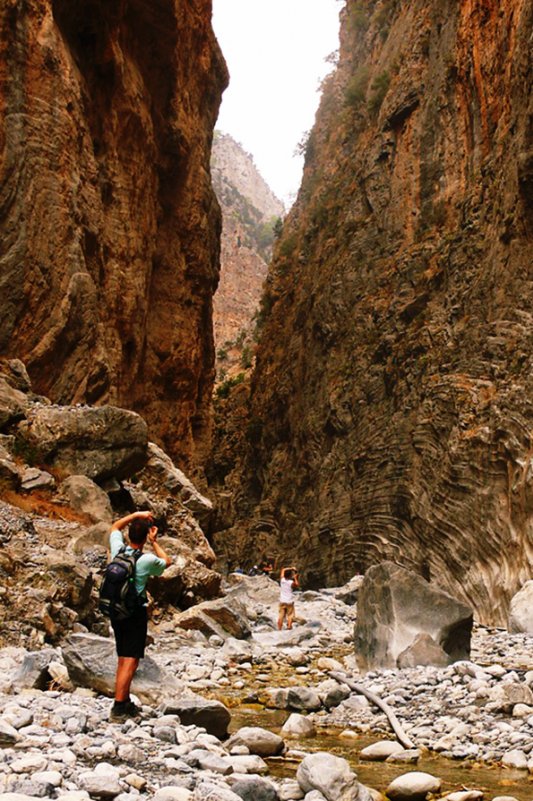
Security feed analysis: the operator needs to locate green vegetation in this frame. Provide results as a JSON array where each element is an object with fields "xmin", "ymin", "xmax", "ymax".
[
  {"xmin": 345, "ymin": 67, "xmax": 370, "ymax": 107},
  {"xmin": 348, "ymin": 1, "xmax": 369, "ymax": 33},
  {"xmin": 278, "ymin": 232, "xmax": 298, "ymax": 260},
  {"xmin": 368, "ymin": 70, "xmax": 391, "ymax": 115},
  {"xmin": 216, "ymin": 372, "xmax": 245, "ymax": 399},
  {"xmin": 213, "ymin": 176, "xmax": 280, "ymax": 261},
  {"xmin": 240, "ymin": 346, "xmax": 253, "ymax": 369},
  {"xmin": 217, "ymin": 347, "xmax": 228, "ymax": 361}
]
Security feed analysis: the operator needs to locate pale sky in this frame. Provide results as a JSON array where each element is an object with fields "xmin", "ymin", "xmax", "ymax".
[{"xmin": 212, "ymin": 0, "xmax": 342, "ymax": 206}]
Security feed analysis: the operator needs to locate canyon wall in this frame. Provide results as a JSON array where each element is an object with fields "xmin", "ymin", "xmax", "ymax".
[
  {"xmin": 211, "ymin": 132, "xmax": 283, "ymax": 372},
  {"xmin": 212, "ymin": 0, "xmax": 533, "ymax": 625},
  {"xmin": 0, "ymin": 0, "xmax": 227, "ymax": 469}
]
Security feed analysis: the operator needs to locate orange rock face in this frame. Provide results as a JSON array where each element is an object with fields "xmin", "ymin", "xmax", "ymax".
[
  {"xmin": 0, "ymin": 0, "xmax": 227, "ymax": 469},
  {"xmin": 212, "ymin": 0, "xmax": 533, "ymax": 624}
]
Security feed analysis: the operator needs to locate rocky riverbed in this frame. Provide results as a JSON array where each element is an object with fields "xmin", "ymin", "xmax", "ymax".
[{"xmin": 0, "ymin": 575, "xmax": 532, "ymax": 801}]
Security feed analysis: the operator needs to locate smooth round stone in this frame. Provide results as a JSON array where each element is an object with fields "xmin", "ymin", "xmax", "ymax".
[
  {"xmin": 386, "ymin": 771, "xmax": 442, "ymax": 800},
  {"xmin": 441, "ymin": 792, "xmax": 483, "ymax": 801},
  {"xmin": 339, "ymin": 730, "xmax": 358, "ymax": 740},
  {"xmin": 360, "ymin": 740, "xmax": 405, "ymax": 761},
  {"xmin": 227, "ymin": 726, "xmax": 284, "ymax": 757}
]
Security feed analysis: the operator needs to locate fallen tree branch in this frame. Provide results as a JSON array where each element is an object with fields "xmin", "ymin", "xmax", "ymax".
[{"xmin": 329, "ymin": 670, "xmax": 416, "ymax": 750}]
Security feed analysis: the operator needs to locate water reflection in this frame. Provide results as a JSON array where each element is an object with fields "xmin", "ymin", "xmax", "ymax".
[{"xmin": 230, "ymin": 705, "xmax": 533, "ymax": 801}]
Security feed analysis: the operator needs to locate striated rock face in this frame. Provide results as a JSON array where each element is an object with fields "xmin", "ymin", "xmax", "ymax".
[
  {"xmin": 0, "ymin": 0, "xmax": 227, "ymax": 468},
  {"xmin": 212, "ymin": 0, "xmax": 533, "ymax": 625}
]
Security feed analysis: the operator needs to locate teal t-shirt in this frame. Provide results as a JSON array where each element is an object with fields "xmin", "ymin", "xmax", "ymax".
[{"xmin": 110, "ymin": 529, "xmax": 166, "ymax": 598}]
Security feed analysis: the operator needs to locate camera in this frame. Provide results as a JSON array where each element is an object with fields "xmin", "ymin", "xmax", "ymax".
[{"xmin": 151, "ymin": 516, "xmax": 166, "ymax": 533}]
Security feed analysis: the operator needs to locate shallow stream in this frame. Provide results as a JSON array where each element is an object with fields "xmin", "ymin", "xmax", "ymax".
[{"xmin": 230, "ymin": 704, "xmax": 533, "ymax": 801}]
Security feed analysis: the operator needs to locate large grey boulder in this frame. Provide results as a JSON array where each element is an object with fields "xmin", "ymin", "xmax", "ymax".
[
  {"xmin": 508, "ymin": 580, "xmax": 533, "ymax": 635},
  {"xmin": 0, "ymin": 376, "xmax": 29, "ymax": 430},
  {"xmin": 61, "ymin": 633, "xmax": 179, "ymax": 703},
  {"xmin": 354, "ymin": 562, "xmax": 473, "ymax": 671},
  {"xmin": 160, "ymin": 696, "xmax": 231, "ymax": 739},
  {"xmin": 59, "ymin": 476, "xmax": 113, "ymax": 523},
  {"xmin": 148, "ymin": 545, "xmax": 221, "ymax": 608},
  {"xmin": 175, "ymin": 596, "xmax": 251, "ymax": 640},
  {"xmin": 16, "ymin": 404, "xmax": 148, "ymax": 481},
  {"xmin": 143, "ymin": 443, "xmax": 213, "ymax": 526}
]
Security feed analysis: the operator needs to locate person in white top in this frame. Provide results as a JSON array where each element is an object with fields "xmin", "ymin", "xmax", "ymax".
[{"xmin": 278, "ymin": 566, "xmax": 299, "ymax": 630}]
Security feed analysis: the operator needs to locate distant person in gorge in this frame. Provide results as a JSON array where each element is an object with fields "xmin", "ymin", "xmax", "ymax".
[
  {"xmin": 108, "ymin": 510, "xmax": 171, "ymax": 721},
  {"xmin": 259, "ymin": 556, "xmax": 275, "ymax": 578},
  {"xmin": 278, "ymin": 566, "xmax": 299, "ymax": 630}
]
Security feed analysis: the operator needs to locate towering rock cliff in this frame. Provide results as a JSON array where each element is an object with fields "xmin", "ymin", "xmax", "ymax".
[
  {"xmin": 212, "ymin": 0, "xmax": 533, "ymax": 625},
  {"xmin": 0, "ymin": 0, "xmax": 227, "ymax": 469},
  {"xmin": 211, "ymin": 132, "xmax": 284, "ymax": 367}
]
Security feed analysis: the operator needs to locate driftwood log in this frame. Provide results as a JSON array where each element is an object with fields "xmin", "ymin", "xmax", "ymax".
[{"xmin": 329, "ymin": 670, "xmax": 415, "ymax": 750}]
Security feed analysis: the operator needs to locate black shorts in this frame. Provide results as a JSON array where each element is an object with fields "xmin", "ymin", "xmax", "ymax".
[{"xmin": 111, "ymin": 606, "xmax": 148, "ymax": 658}]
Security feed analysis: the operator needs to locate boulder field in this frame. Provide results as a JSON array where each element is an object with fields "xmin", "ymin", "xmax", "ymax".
[{"xmin": 0, "ymin": 575, "xmax": 532, "ymax": 801}]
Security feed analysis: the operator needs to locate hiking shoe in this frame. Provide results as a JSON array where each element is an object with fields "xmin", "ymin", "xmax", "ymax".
[
  {"xmin": 109, "ymin": 702, "xmax": 128, "ymax": 722},
  {"xmin": 124, "ymin": 700, "xmax": 141, "ymax": 717},
  {"xmin": 109, "ymin": 700, "xmax": 140, "ymax": 722}
]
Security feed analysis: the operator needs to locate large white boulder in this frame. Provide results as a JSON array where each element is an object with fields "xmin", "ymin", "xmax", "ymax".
[
  {"xmin": 354, "ymin": 561, "xmax": 473, "ymax": 670},
  {"xmin": 508, "ymin": 580, "xmax": 533, "ymax": 634}
]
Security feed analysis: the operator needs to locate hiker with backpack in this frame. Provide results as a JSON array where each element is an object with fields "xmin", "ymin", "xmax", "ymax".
[{"xmin": 104, "ymin": 510, "xmax": 171, "ymax": 721}]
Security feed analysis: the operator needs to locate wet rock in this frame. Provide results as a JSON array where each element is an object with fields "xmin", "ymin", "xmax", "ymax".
[
  {"xmin": 508, "ymin": 581, "xmax": 533, "ymax": 635},
  {"xmin": 354, "ymin": 562, "xmax": 473, "ymax": 670},
  {"xmin": 227, "ymin": 726, "xmax": 284, "ymax": 756},
  {"xmin": 386, "ymin": 771, "xmax": 441, "ymax": 800}
]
